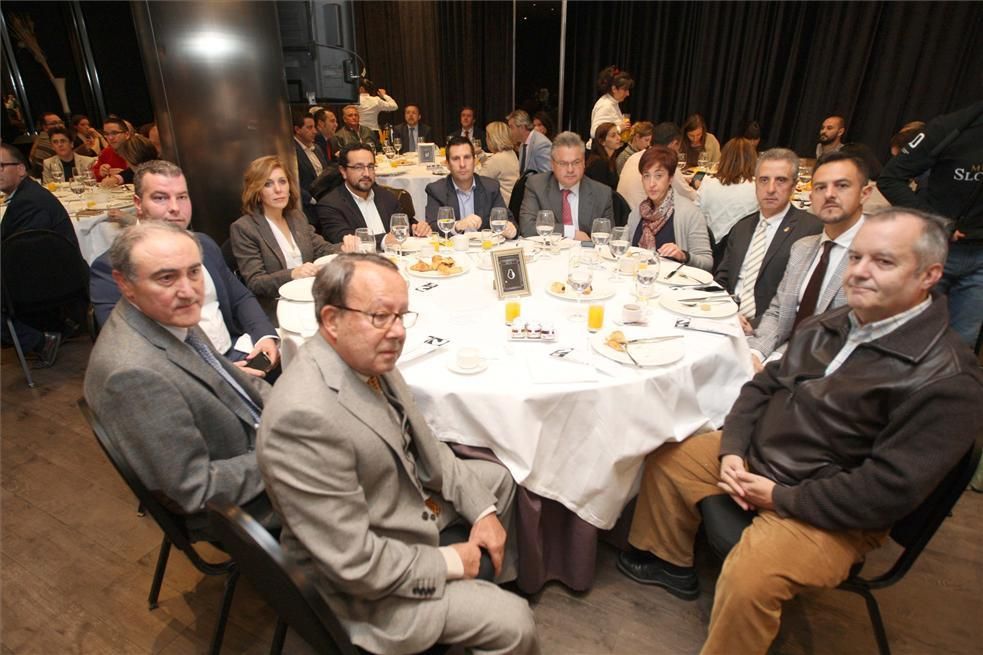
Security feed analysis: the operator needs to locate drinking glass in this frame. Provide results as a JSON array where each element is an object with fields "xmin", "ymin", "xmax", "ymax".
[
  {"xmin": 392, "ymin": 137, "xmax": 402, "ymax": 154},
  {"xmin": 677, "ymin": 151, "xmax": 687, "ymax": 170},
  {"xmin": 383, "ymin": 145, "xmax": 396, "ymax": 162},
  {"xmin": 535, "ymin": 210, "xmax": 556, "ymax": 255},
  {"xmin": 566, "ymin": 252, "xmax": 594, "ymax": 322},
  {"xmin": 390, "ymin": 213, "xmax": 410, "ymax": 258},
  {"xmin": 489, "ymin": 207, "xmax": 508, "ymax": 243},
  {"xmin": 635, "ymin": 266, "xmax": 659, "ymax": 314},
  {"xmin": 697, "ymin": 151, "xmax": 709, "ymax": 172},
  {"xmin": 436, "ymin": 206, "xmax": 456, "ymax": 245},
  {"xmin": 355, "ymin": 227, "xmax": 375, "ymax": 253},
  {"xmin": 591, "ymin": 217, "xmax": 612, "ymax": 260},
  {"xmin": 480, "ymin": 229, "xmax": 494, "ymax": 250},
  {"xmin": 51, "ymin": 168, "xmax": 64, "ymax": 184},
  {"xmin": 608, "ymin": 226, "xmax": 630, "ymax": 281}
]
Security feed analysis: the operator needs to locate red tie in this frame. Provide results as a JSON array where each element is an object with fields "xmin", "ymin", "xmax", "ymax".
[
  {"xmin": 793, "ymin": 241, "xmax": 835, "ymax": 330},
  {"xmin": 561, "ymin": 189, "xmax": 573, "ymax": 227}
]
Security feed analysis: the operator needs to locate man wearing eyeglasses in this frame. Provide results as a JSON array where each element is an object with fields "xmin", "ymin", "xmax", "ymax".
[
  {"xmin": 518, "ymin": 131, "xmax": 614, "ymax": 240},
  {"xmin": 317, "ymin": 144, "xmax": 431, "ymax": 249},
  {"xmin": 92, "ymin": 116, "xmax": 130, "ymax": 182},
  {"xmin": 41, "ymin": 126, "xmax": 96, "ymax": 183},
  {"xmin": 258, "ymin": 253, "xmax": 538, "ymax": 655}
]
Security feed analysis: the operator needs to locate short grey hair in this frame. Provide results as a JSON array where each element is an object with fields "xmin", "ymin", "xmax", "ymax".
[
  {"xmin": 134, "ymin": 160, "xmax": 184, "ymax": 197},
  {"xmin": 109, "ymin": 222, "xmax": 200, "ymax": 281},
  {"xmin": 864, "ymin": 207, "xmax": 950, "ymax": 272},
  {"xmin": 313, "ymin": 253, "xmax": 399, "ymax": 323},
  {"xmin": 506, "ymin": 109, "xmax": 532, "ymax": 129},
  {"xmin": 551, "ymin": 131, "xmax": 585, "ymax": 157},
  {"xmin": 755, "ymin": 148, "xmax": 799, "ymax": 179}
]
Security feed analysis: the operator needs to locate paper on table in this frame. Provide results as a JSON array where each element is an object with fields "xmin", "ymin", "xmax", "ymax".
[{"xmin": 527, "ymin": 350, "xmax": 598, "ymax": 384}]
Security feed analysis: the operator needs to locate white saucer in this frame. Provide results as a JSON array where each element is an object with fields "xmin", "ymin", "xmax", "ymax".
[{"xmin": 447, "ymin": 359, "xmax": 488, "ymax": 375}]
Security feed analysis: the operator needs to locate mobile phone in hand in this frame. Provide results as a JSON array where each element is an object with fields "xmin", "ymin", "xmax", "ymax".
[{"xmin": 244, "ymin": 352, "xmax": 273, "ymax": 372}]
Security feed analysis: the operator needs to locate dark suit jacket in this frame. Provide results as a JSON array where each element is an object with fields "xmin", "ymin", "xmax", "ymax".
[
  {"xmin": 90, "ymin": 232, "xmax": 275, "ymax": 351},
  {"xmin": 518, "ymin": 172, "xmax": 614, "ymax": 237},
  {"xmin": 1, "ymin": 176, "xmax": 79, "ymax": 246},
  {"xmin": 315, "ymin": 133, "xmax": 334, "ymax": 161},
  {"xmin": 423, "ymin": 174, "xmax": 512, "ymax": 230},
  {"xmin": 294, "ymin": 140, "xmax": 329, "ymax": 194},
  {"xmin": 714, "ymin": 205, "xmax": 822, "ymax": 326},
  {"xmin": 447, "ymin": 125, "xmax": 485, "ymax": 145},
  {"xmin": 316, "ymin": 183, "xmax": 404, "ymax": 245},
  {"xmin": 393, "ymin": 122, "xmax": 434, "ymax": 152}
]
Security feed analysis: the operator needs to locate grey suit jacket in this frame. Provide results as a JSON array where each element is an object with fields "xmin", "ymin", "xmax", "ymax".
[
  {"xmin": 41, "ymin": 153, "xmax": 96, "ymax": 183},
  {"xmin": 257, "ymin": 336, "xmax": 499, "ymax": 654},
  {"xmin": 748, "ymin": 233, "xmax": 850, "ymax": 357},
  {"xmin": 83, "ymin": 299, "xmax": 270, "ymax": 515},
  {"xmin": 714, "ymin": 206, "xmax": 823, "ymax": 326},
  {"xmin": 518, "ymin": 172, "xmax": 614, "ymax": 238},
  {"xmin": 519, "ymin": 129, "xmax": 552, "ymax": 174},
  {"xmin": 230, "ymin": 209, "xmax": 339, "ymax": 320},
  {"xmin": 625, "ymin": 197, "xmax": 714, "ymax": 271}
]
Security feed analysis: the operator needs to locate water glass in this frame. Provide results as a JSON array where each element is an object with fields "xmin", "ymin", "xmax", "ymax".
[
  {"xmin": 591, "ymin": 218, "xmax": 612, "ymax": 260},
  {"xmin": 390, "ymin": 213, "xmax": 410, "ymax": 257},
  {"xmin": 635, "ymin": 267, "xmax": 659, "ymax": 312},
  {"xmin": 535, "ymin": 210, "xmax": 556, "ymax": 254},
  {"xmin": 566, "ymin": 252, "xmax": 593, "ymax": 322},
  {"xmin": 490, "ymin": 207, "xmax": 508, "ymax": 242},
  {"xmin": 355, "ymin": 227, "xmax": 375, "ymax": 253},
  {"xmin": 436, "ymin": 206, "xmax": 456, "ymax": 243}
]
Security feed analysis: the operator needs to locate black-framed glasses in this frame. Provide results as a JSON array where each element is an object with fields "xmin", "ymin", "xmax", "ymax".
[
  {"xmin": 331, "ymin": 305, "xmax": 418, "ymax": 329},
  {"xmin": 0, "ymin": 161, "xmax": 23, "ymax": 169},
  {"xmin": 343, "ymin": 163, "xmax": 376, "ymax": 172}
]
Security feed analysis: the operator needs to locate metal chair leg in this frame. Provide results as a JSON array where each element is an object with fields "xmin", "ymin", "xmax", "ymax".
[
  {"xmin": 269, "ymin": 617, "xmax": 288, "ymax": 655},
  {"xmin": 148, "ymin": 536, "xmax": 172, "ymax": 609},
  {"xmin": 859, "ymin": 588, "xmax": 891, "ymax": 655},
  {"xmin": 209, "ymin": 569, "xmax": 240, "ymax": 655},
  {"xmin": 6, "ymin": 316, "xmax": 34, "ymax": 388}
]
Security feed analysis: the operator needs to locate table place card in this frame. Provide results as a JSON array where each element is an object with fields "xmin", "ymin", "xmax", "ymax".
[
  {"xmin": 414, "ymin": 281, "xmax": 439, "ymax": 292},
  {"xmin": 399, "ymin": 335, "xmax": 451, "ymax": 364},
  {"xmin": 527, "ymin": 350, "xmax": 598, "ymax": 384},
  {"xmin": 491, "ymin": 247, "xmax": 531, "ymax": 299}
]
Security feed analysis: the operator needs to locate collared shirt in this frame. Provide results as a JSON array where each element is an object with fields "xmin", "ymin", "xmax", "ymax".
[
  {"xmin": 294, "ymin": 137, "xmax": 323, "ymax": 176},
  {"xmin": 160, "ymin": 323, "xmax": 188, "ymax": 343},
  {"xmin": 557, "ymin": 180, "xmax": 581, "ymax": 239},
  {"xmin": 453, "ymin": 177, "xmax": 477, "ymax": 219},
  {"xmin": 265, "ymin": 217, "xmax": 304, "ymax": 269},
  {"xmin": 734, "ymin": 204, "xmax": 792, "ymax": 298},
  {"xmin": 825, "ymin": 297, "xmax": 932, "ymax": 376},
  {"xmin": 798, "ymin": 215, "xmax": 866, "ymax": 304},
  {"xmin": 346, "ymin": 185, "xmax": 386, "ymax": 235},
  {"xmin": 199, "ymin": 267, "xmax": 232, "ymax": 355}
]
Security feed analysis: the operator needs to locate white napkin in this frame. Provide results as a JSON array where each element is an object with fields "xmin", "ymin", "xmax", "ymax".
[{"xmin": 526, "ymin": 350, "xmax": 598, "ymax": 384}]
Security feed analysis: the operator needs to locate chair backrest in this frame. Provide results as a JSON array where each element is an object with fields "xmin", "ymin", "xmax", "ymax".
[
  {"xmin": 77, "ymin": 398, "xmax": 207, "ymax": 557},
  {"xmin": 2, "ymin": 229, "xmax": 90, "ymax": 311},
  {"xmin": 508, "ymin": 170, "xmax": 533, "ymax": 220},
  {"xmin": 612, "ymin": 190, "xmax": 631, "ymax": 228},
  {"xmin": 310, "ymin": 163, "xmax": 344, "ymax": 202},
  {"xmin": 206, "ymin": 499, "xmax": 359, "ymax": 655},
  {"xmin": 378, "ymin": 184, "xmax": 416, "ymax": 221}
]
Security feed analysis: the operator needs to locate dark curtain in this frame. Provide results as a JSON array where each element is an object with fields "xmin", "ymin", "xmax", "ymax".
[
  {"xmin": 565, "ymin": 1, "xmax": 983, "ymax": 158},
  {"xmin": 353, "ymin": 0, "xmax": 513, "ymax": 142}
]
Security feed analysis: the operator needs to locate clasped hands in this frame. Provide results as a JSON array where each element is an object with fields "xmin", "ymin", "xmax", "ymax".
[
  {"xmin": 718, "ymin": 454, "xmax": 775, "ymax": 511},
  {"xmin": 450, "ymin": 513, "xmax": 507, "ymax": 579}
]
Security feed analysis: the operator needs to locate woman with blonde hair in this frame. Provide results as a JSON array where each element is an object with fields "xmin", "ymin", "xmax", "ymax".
[
  {"xmin": 230, "ymin": 155, "xmax": 338, "ymax": 320},
  {"xmin": 695, "ymin": 137, "xmax": 758, "ymax": 245},
  {"xmin": 480, "ymin": 121, "xmax": 520, "ymax": 204}
]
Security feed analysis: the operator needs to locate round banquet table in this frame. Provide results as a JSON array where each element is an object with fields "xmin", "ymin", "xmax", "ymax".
[
  {"xmin": 373, "ymin": 156, "xmax": 446, "ymax": 220},
  {"xmin": 53, "ymin": 183, "xmax": 136, "ymax": 264}
]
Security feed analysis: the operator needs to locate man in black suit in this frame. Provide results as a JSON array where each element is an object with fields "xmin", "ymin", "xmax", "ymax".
[
  {"xmin": 293, "ymin": 112, "xmax": 330, "ymax": 227},
  {"xmin": 392, "ymin": 104, "xmax": 434, "ymax": 153},
  {"xmin": 89, "ymin": 161, "xmax": 280, "ymax": 374},
  {"xmin": 0, "ymin": 143, "xmax": 80, "ymax": 365},
  {"xmin": 448, "ymin": 106, "xmax": 485, "ymax": 145},
  {"xmin": 313, "ymin": 108, "xmax": 338, "ymax": 160},
  {"xmin": 714, "ymin": 148, "xmax": 822, "ymax": 327},
  {"xmin": 424, "ymin": 137, "xmax": 516, "ymax": 237},
  {"xmin": 317, "ymin": 144, "xmax": 431, "ymax": 250}
]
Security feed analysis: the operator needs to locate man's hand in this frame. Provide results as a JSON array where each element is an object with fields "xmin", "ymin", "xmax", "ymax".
[
  {"xmin": 733, "ymin": 471, "xmax": 776, "ymax": 510},
  {"xmin": 412, "ymin": 221, "xmax": 432, "ymax": 237},
  {"xmin": 98, "ymin": 163, "xmax": 111, "ymax": 178},
  {"xmin": 718, "ymin": 454, "xmax": 753, "ymax": 510},
  {"xmin": 455, "ymin": 215, "xmax": 482, "ymax": 233},
  {"xmin": 251, "ymin": 337, "xmax": 280, "ymax": 369},
  {"xmin": 952, "ymin": 229, "xmax": 966, "ymax": 242},
  {"xmin": 574, "ymin": 229, "xmax": 591, "ymax": 241},
  {"xmin": 469, "ymin": 513, "xmax": 507, "ymax": 576},
  {"xmin": 658, "ymin": 243, "xmax": 686, "ymax": 261},
  {"xmin": 737, "ymin": 313, "xmax": 754, "ymax": 336},
  {"xmin": 291, "ymin": 262, "xmax": 320, "ymax": 279},
  {"xmin": 341, "ymin": 234, "xmax": 359, "ymax": 253},
  {"xmin": 450, "ymin": 542, "xmax": 482, "ymax": 579},
  {"xmin": 751, "ymin": 354, "xmax": 764, "ymax": 373},
  {"xmin": 503, "ymin": 221, "xmax": 518, "ymax": 240}
]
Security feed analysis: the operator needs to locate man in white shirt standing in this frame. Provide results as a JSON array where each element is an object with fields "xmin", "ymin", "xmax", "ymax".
[
  {"xmin": 748, "ymin": 151, "xmax": 873, "ymax": 369},
  {"xmin": 358, "ymin": 81, "xmax": 398, "ymax": 137}
]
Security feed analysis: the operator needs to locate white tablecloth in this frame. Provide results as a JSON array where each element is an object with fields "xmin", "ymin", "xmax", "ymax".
[
  {"xmin": 278, "ymin": 248, "xmax": 753, "ymax": 529},
  {"xmin": 374, "ymin": 160, "xmax": 445, "ymax": 220},
  {"xmin": 55, "ymin": 186, "xmax": 134, "ymax": 264}
]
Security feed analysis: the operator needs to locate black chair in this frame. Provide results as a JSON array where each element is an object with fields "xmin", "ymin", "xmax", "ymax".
[
  {"xmin": 508, "ymin": 171, "xmax": 534, "ymax": 221},
  {"xmin": 78, "ymin": 399, "xmax": 239, "ymax": 655},
  {"xmin": 2, "ymin": 229, "xmax": 90, "ymax": 386},
  {"xmin": 378, "ymin": 184, "xmax": 417, "ymax": 221},
  {"xmin": 612, "ymin": 190, "xmax": 631, "ymax": 228},
  {"xmin": 698, "ymin": 443, "xmax": 982, "ymax": 655}
]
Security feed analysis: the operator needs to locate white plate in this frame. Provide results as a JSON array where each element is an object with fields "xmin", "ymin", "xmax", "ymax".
[
  {"xmin": 313, "ymin": 253, "xmax": 338, "ymax": 267},
  {"xmin": 524, "ymin": 236, "xmax": 577, "ymax": 250},
  {"xmin": 278, "ymin": 277, "xmax": 315, "ymax": 302},
  {"xmin": 598, "ymin": 245, "xmax": 648, "ymax": 261},
  {"xmin": 545, "ymin": 282, "xmax": 616, "ymax": 302},
  {"xmin": 655, "ymin": 264, "xmax": 713, "ymax": 286},
  {"xmin": 590, "ymin": 332, "xmax": 685, "ymax": 367},
  {"xmin": 660, "ymin": 293, "xmax": 738, "ymax": 319},
  {"xmin": 395, "ymin": 236, "xmax": 428, "ymax": 253},
  {"xmin": 404, "ymin": 255, "xmax": 471, "ymax": 278},
  {"xmin": 375, "ymin": 169, "xmax": 406, "ymax": 177},
  {"xmin": 447, "ymin": 358, "xmax": 488, "ymax": 375}
]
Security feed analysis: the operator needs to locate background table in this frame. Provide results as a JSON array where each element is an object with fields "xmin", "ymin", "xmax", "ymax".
[{"xmin": 54, "ymin": 184, "xmax": 135, "ymax": 263}]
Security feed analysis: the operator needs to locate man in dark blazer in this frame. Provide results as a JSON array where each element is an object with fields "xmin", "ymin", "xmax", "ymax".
[
  {"xmin": 85, "ymin": 222, "xmax": 277, "ymax": 535},
  {"xmin": 294, "ymin": 112, "xmax": 330, "ymax": 226},
  {"xmin": 447, "ymin": 106, "xmax": 485, "ymax": 145},
  {"xmin": 715, "ymin": 149, "xmax": 822, "ymax": 327},
  {"xmin": 313, "ymin": 107, "xmax": 338, "ymax": 161},
  {"xmin": 89, "ymin": 161, "xmax": 279, "ymax": 371},
  {"xmin": 393, "ymin": 104, "xmax": 434, "ymax": 153},
  {"xmin": 317, "ymin": 144, "xmax": 431, "ymax": 249},
  {"xmin": 518, "ymin": 131, "xmax": 614, "ymax": 239},
  {"xmin": 424, "ymin": 137, "xmax": 516, "ymax": 237}
]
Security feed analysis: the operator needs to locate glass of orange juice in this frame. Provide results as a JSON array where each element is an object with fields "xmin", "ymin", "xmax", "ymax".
[
  {"xmin": 587, "ymin": 304, "xmax": 605, "ymax": 332},
  {"xmin": 505, "ymin": 301, "xmax": 521, "ymax": 324},
  {"xmin": 480, "ymin": 229, "xmax": 494, "ymax": 250}
]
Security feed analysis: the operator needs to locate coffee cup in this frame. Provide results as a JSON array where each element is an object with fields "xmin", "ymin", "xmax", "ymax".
[
  {"xmin": 618, "ymin": 255, "xmax": 638, "ymax": 275},
  {"xmin": 452, "ymin": 233, "xmax": 469, "ymax": 251},
  {"xmin": 456, "ymin": 347, "xmax": 482, "ymax": 370},
  {"xmin": 622, "ymin": 303, "xmax": 643, "ymax": 323}
]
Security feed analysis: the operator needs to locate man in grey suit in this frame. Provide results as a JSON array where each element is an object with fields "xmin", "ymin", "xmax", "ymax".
[
  {"xmin": 424, "ymin": 136, "xmax": 517, "ymax": 237},
  {"xmin": 519, "ymin": 131, "xmax": 614, "ymax": 240},
  {"xmin": 258, "ymin": 254, "xmax": 538, "ymax": 655},
  {"xmin": 748, "ymin": 151, "xmax": 872, "ymax": 370},
  {"xmin": 84, "ymin": 222, "xmax": 274, "ymax": 533},
  {"xmin": 508, "ymin": 109, "xmax": 551, "ymax": 174},
  {"xmin": 715, "ymin": 149, "xmax": 822, "ymax": 327}
]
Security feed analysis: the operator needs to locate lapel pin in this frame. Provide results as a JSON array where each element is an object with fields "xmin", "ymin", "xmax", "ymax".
[{"xmin": 783, "ymin": 226, "xmax": 790, "ymax": 232}]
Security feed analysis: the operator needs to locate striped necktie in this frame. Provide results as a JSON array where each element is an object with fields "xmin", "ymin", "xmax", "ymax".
[
  {"xmin": 738, "ymin": 219, "xmax": 769, "ymax": 319},
  {"xmin": 185, "ymin": 330, "xmax": 261, "ymax": 426}
]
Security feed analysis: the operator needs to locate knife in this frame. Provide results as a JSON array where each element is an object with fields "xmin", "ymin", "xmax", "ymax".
[
  {"xmin": 665, "ymin": 262, "xmax": 686, "ymax": 279},
  {"xmin": 626, "ymin": 335, "xmax": 684, "ymax": 344}
]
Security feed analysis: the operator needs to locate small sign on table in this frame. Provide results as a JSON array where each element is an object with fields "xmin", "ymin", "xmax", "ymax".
[{"xmin": 491, "ymin": 247, "xmax": 530, "ymax": 299}]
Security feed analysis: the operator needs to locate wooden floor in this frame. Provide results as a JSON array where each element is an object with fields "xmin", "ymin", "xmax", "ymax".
[{"xmin": 2, "ymin": 337, "xmax": 981, "ymax": 654}]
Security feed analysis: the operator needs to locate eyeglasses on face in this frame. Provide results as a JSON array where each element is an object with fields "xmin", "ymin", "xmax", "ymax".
[
  {"xmin": 0, "ymin": 161, "xmax": 23, "ymax": 169},
  {"xmin": 552, "ymin": 159, "xmax": 583, "ymax": 169},
  {"xmin": 343, "ymin": 164, "xmax": 376, "ymax": 172},
  {"xmin": 331, "ymin": 305, "xmax": 418, "ymax": 329}
]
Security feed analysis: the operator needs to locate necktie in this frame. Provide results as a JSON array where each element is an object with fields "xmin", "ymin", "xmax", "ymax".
[
  {"xmin": 185, "ymin": 330, "xmax": 261, "ymax": 425},
  {"xmin": 793, "ymin": 240, "xmax": 836, "ymax": 330},
  {"xmin": 409, "ymin": 126, "xmax": 417, "ymax": 152},
  {"xmin": 561, "ymin": 189, "xmax": 573, "ymax": 228},
  {"xmin": 519, "ymin": 144, "xmax": 527, "ymax": 172},
  {"xmin": 738, "ymin": 220, "xmax": 769, "ymax": 319},
  {"xmin": 368, "ymin": 376, "xmax": 421, "ymax": 477}
]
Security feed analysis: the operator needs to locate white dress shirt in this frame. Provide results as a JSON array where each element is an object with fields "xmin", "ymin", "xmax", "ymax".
[
  {"xmin": 734, "ymin": 204, "xmax": 791, "ymax": 298},
  {"xmin": 198, "ymin": 267, "xmax": 233, "ymax": 354},
  {"xmin": 358, "ymin": 93, "xmax": 398, "ymax": 131},
  {"xmin": 798, "ymin": 215, "xmax": 866, "ymax": 304},
  {"xmin": 346, "ymin": 186, "xmax": 386, "ymax": 235},
  {"xmin": 265, "ymin": 217, "xmax": 304, "ymax": 269}
]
